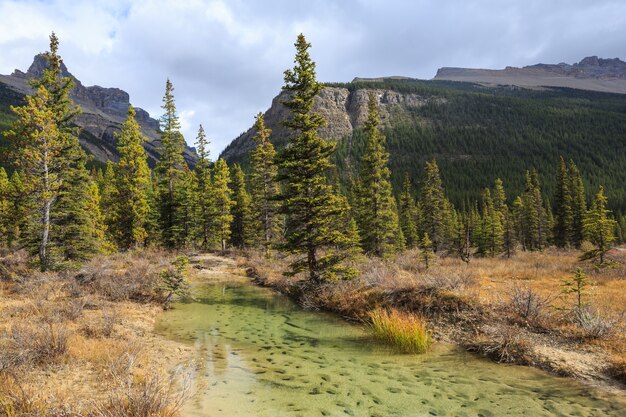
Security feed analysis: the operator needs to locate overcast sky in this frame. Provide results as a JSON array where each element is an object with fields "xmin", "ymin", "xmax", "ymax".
[{"xmin": 1, "ymin": 0, "xmax": 625, "ymax": 155}]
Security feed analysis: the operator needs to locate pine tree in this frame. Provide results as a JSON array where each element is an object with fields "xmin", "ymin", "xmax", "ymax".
[
  {"xmin": 355, "ymin": 93, "xmax": 404, "ymax": 256},
  {"xmin": 398, "ymin": 173, "xmax": 419, "ymax": 248},
  {"xmin": 211, "ymin": 159, "xmax": 234, "ymax": 251},
  {"xmin": 512, "ymin": 196, "xmax": 526, "ymax": 250},
  {"xmin": 554, "ymin": 156, "xmax": 574, "ymax": 248},
  {"xmin": 156, "ymin": 79, "xmax": 186, "ymax": 247},
  {"xmin": 419, "ymin": 159, "xmax": 452, "ymax": 253},
  {"xmin": 5, "ymin": 78, "xmax": 65, "ymax": 268},
  {"xmin": 230, "ymin": 164, "xmax": 254, "ymax": 248},
  {"xmin": 521, "ymin": 169, "xmax": 548, "ymax": 251},
  {"xmin": 477, "ymin": 188, "xmax": 504, "ymax": 256},
  {"xmin": 100, "ymin": 161, "xmax": 118, "ymax": 238},
  {"xmin": 194, "ymin": 125, "xmax": 213, "ymax": 249},
  {"xmin": 493, "ymin": 178, "xmax": 514, "ymax": 257},
  {"xmin": 0, "ymin": 168, "xmax": 10, "ymax": 247},
  {"xmin": 174, "ymin": 166, "xmax": 198, "ymax": 248},
  {"xmin": 6, "ymin": 171, "xmax": 26, "ymax": 247},
  {"xmin": 114, "ymin": 106, "xmax": 152, "ymax": 249},
  {"xmin": 568, "ymin": 160, "xmax": 586, "ymax": 248},
  {"xmin": 583, "ymin": 186, "xmax": 616, "ymax": 263},
  {"xmin": 275, "ymin": 34, "xmax": 357, "ymax": 283},
  {"xmin": 86, "ymin": 180, "xmax": 112, "ymax": 254},
  {"xmin": 249, "ymin": 113, "xmax": 280, "ymax": 257},
  {"xmin": 420, "ymin": 233, "xmax": 434, "ymax": 269}
]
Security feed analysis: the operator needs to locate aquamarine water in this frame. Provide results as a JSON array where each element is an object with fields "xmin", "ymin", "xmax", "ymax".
[{"xmin": 155, "ymin": 281, "xmax": 626, "ymax": 417}]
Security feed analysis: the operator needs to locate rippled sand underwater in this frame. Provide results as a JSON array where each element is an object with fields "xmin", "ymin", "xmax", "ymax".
[{"xmin": 155, "ymin": 282, "xmax": 626, "ymax": 417}]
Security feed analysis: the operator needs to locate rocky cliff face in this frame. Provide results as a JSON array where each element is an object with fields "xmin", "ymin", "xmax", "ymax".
[
  {"xmin": 0, "ymin": 54, "xmax": 196, "ymax": 167},
  {"xmin": 220, "ymin": 86, "xmax": 436, "ymax": 162},
  {"xmin": 434, "ymin": 56, "xmax": 626, "ymax": 94}
]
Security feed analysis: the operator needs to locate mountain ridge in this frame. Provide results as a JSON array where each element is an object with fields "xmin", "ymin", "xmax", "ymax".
[{"xmin": 0, "ymin": 54, "xmax": 197, "ymax": 167}]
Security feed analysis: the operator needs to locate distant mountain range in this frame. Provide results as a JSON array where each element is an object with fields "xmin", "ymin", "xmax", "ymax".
[
  {"xmin": 0, "ymin": 54, "xmax": 197, "ymax": 167},
  {"xmin": 222, "ymin": 56, "xmax": 626, "ymax": 211},
  {"xmin": 434, "ymin": 56, "xmax": 626, "ymax": 94}
]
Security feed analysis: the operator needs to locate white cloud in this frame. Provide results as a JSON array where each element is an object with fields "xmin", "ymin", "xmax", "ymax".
[{"xmin": 1, "ymin": 0, "xmax": 626, "ymax": 156}]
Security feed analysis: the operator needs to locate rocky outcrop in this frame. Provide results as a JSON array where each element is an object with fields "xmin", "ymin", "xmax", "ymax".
[
  {"xmin": 0, "ymin": 54, "xmax": 196, "ymax": 167},
  {"xmin": 220, "ymin": 85, "xmax": 435, "ymax": 162},
  {"xmin": 434, "ymin": 56, "xmax": 626, "ymax": 94}
]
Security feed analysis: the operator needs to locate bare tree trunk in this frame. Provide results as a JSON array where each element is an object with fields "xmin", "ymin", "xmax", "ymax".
[{"xmin": 40, "ymin": 198, "xmax": 51, "ymax": 271}]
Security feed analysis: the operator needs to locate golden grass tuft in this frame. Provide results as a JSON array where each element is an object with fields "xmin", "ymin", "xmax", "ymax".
[{"xmin": 369, "ymin": 308, "xmax": 432, "ymax": 354}]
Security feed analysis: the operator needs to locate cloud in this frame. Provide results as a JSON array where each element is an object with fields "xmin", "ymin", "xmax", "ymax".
[{"xmin": 1, "ymin": 0, "xmax": 625, "ymax": 155}]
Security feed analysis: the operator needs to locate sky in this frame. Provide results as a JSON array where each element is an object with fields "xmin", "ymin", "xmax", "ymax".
[{"xmin": 1, "ymin": 0, "xmax": 625, "ymax": 155}]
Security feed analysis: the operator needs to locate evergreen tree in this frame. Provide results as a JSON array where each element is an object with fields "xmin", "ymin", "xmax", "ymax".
[
  {"xmin": 398, "ymin": 173, "xmax": 419, "ymax": 248},
  {"xmin": 114, "ymin": 106, "xmax": 152, "ymax": 249},
  {"xmin": 420, "ymin": 232, "xmax": 434, "ymax": 269},
  {"xmin": 194, "ymin": 125, "xmax": 213, "ymax": 249},
  {"xmin": 174, "ymin": 166, "xmax": 198, "ymax": 247},
  {"xmin": 477, "ymin": 188, "xmax": 504, "ymax": 256},
  {"xmin": 512, "ymin": 195, "xmax": 526, "ymax": 250},
  {"xmin": 275, "ymin": 34, "xmax": 357, "ymax": 283},
  {"xmin": 155, "ymin": 79, "xmax": 186, "ymax": 247},
  {"xmin": 86, "ymin": 180, "xmax": 112, "ymax": 254},
  {"xmin": 419, "ymin": 159, "xmax": 452, "ymax": 252},
  {"xmin": 568, "ymin": 160, "xmax": 587, "ymax": 248},
  {"xmin": 554, "ymin": 156, "xmax": 574, "ymax": 248},
  {"xmin": 100, "ymin": 161, "xmax": 118, "ymax": 237},
  {"xmin": 493, "ymin": 178, "xmax": 514, "ymax": 257},
  {"xmin": 230, "ymin": 164, "xmax": 254, "ymax": 248},
  {"xmin": 583, "ymin": 186, "xmax": 616, "ymax": 263},
  {"xmin": 355, "ymin": 93, "xmax": 404, "ymax": 256},
  {"xmin": 211, "ymin": 159, "xmax": 234, "ymax": 251},
  {"xmin": 521, "ymin": 169, "xmax": 548, "ymax": 250},
  {"xmin": 0, "ymin": 168, "xmax": 10, "ymax": 247},
  {"xmin": 4, "ymin": 35, "xmax": 73, "ymax": 269},
  {"xmin": 7, "ymin": 172, "xmax": 26, "ymax": 247},
  {"xmin": 249, "ymin": 113, "xmax": 280, "ymax": 257}
]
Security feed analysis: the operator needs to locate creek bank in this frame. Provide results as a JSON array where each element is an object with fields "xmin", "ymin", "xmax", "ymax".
[{"xmin": 242, "ymin": 259, "xmax": 626, "ymax": 396}]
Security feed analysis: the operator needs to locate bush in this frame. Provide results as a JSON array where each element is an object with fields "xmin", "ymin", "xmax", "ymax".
[
  {"xmin": 507, "ymin": 282, "xmax": 553, "ymax": 325},
  {"xmin": 369, "ymin": 308, "xmax": 432, "ymax": 353},
  {"xmin": 471, "ymin": 326, "xmax": 532, "ymax": 364},
  {"xmin": 0, "ymin": 323, "xmax": 69, "ymax": 371},
  {"xmin": 156, "ymin": 256, "xmax": 191, "ymax": 309},
  {"xmin": 572, "ymin": 306, "xmax": 616, "ymax": 340},
  {"xmin": 89, "ymin": 370, "xmax": 190, "ymax": 417}
]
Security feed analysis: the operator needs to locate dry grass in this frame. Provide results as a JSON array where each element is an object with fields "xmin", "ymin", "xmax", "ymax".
[
  {"xmin": 245, "ymin": 246, "xmax": 626, "ymax": 386},
  {"xmin": 0, "ymin": 249, "xmax": 193, "ymax": 416},
  {"xmin": 369, "ymin": 308, "xmax": 432, "ymax": 353}
]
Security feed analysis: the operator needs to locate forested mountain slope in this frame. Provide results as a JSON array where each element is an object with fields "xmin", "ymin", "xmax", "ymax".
[{"xmin": 221, "ymin": 78, "xmax": 626, "ymax": 212}]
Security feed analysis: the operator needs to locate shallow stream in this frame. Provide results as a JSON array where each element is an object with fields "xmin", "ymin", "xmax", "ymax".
[{"xmin": 155, "ymin": 280, "xmax": 625, "ymax": 417}]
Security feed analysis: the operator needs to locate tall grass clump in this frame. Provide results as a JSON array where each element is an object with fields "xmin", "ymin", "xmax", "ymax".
[{"xmin": 369, "ymin": 308, "xmax": 432, "ymax": 353}]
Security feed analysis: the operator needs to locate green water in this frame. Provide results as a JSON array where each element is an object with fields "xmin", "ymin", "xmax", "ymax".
[{"xmin": 155, "ymin": 281, "xmax": 625, "ymax": 417}]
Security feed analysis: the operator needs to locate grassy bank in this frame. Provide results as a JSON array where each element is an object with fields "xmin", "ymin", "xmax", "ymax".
[
  {"xmin": 243, "ymin": 248, "xmax": 626, "ymax": 390},
  {"xmin": 0, "ymin": 249, "xmax": 193, "ymax": 416}
]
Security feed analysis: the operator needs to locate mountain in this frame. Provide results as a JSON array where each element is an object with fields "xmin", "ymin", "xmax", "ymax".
[
  {"xmin": 0, "ymin": 54, "xmax": 197, "ymax": 168},
  {"xmin": 221, "ymin": 76, "xmax": 626, "ymax": 212},
  {"xmin": 434, "ymin": 56, "xmax": 626, "ymax": 94}
]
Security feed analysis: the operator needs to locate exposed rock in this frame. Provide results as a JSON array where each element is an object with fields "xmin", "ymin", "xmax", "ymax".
[
  {"xmin": 220, "ymin": 86, "xmax": 434, "ymax": 162},
  {"xmin": 0, "ymin": 54, "xmax": 196, "ymax": 167},
  {"xmin": 434, "ymin": 56, "xmax": 626, "ymax": 94}
]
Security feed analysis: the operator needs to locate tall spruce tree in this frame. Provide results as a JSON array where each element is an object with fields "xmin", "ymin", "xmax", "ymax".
[
  {"xmin": 554, "ymin": 156, "xmax": 574, "ymax": 248},
  {"xmin": 398, "ymin": 173, "xmax": 419, "ymax": 249},
  {"xmin": 156, "ymin": 79, "xmax": 186, "ymax": 247},
  {"xmin": 493, "ymin": 178, "xmax": 514, "ymax": 257},
  {"xmin": 194, "ymin": 125, "xmax": 213, "ymax": 249},
  {"xmin": 355, "ymin": 93, "xmax": 404, "ymax": 256},
  {"xmin": 521, "ymin": 169, "xmax": 549, "ymax": 251},
  {"xmin": 211, "ymin": 159, "xmax": 234, "ymax": 251},
  {"xmin": 174, "ymin": 166, "xmax": 198, "ymax": 247},
  {"xmin": 568, "ymin": 160, "xmax": 586, "ymax": 248},
  {"xmin": 249, "ymin": 113, "xmax": 280, "ymax": 256},
  {"xmin": 7, "ymin": 171, "xmax": 26, "ymax": 247},
  {"xmin": 276, "ymin": 34, "xmax": 357, "ymax": 283},
  {"xmin": 230, "ymin": 164, "xmax": 253, "ymax": 248},
  {"xmin": 0, "ymin": 168, "xmax": 10, "ymax": 247},
  {"xmin": 4, "ymin": 34, "xmax": 82, "ymax": 269},
  {"xmin": 114, "ymin": 106, "xmax": 152, "ymax": 249},
  {"xmin": 583, "ymin": 186, "xmax": 616, "ymax": 263},
  {"xmin": 419, "ymin": 159, "xmax": 452, "ymax": 252}
]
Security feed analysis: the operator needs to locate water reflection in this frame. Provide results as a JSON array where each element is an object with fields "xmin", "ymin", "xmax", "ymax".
[{"xmin": 156, "ymin": 282, "xmax": 626, "ymax": 417}]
